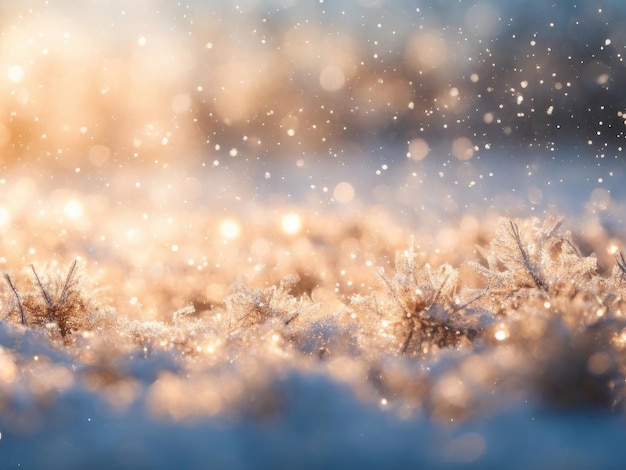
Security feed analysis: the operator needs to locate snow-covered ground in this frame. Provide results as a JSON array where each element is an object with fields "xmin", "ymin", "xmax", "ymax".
[
  {"xmin": 2, "ymin": 1, "xmax": 626, "ymax": 468},
  {"xmin": 2, "ymin": 321, "xmax": 626, "ymax": 470}
]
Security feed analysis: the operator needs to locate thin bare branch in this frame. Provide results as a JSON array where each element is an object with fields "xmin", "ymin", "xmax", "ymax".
[
  {"xmin": 431, "ymin": 272, "xmax": 451, "ymax": 305},
  {"xmin": 401, "ymin": 328, "xmax": 414, "ymax": 355},
  {"xmin": 509, "ymin": 220, "xmax": 547, "ymax": 292},
  {"xmin": 376, "ymin": 268, "xmax": 409, "ymax": 314},
  {"xmin": 31, "ymin": 265, "xmax": 54, "ymax": 308},
  {"xmin": 545, "ymin": 219, "xmax": 563, "ymax": 239},
  {"xmin": 284, "ymin": 312, "xmax": 299, "ymax": 325},
  {"xmin": 453, "ymin": 287, "xmax": 489, "ymax": 311},
  {"xmin": 4, "ymin": 273, "xmax": 27, "ymax": 326},
  {"xmin": 565, "ymin": 239, "xmax": 582, "ymax": 258},
  {"xmin": 59, "ymin": 259, "xmax": 78, "ymax": 306},
  {"xmin": 617, "ymin": 252, "xmax": 626, "ymax": 277}
]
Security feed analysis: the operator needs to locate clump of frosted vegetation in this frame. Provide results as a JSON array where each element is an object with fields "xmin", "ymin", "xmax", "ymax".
[
  {"xmin": 1, "ymin": 216, "xmax": 626, "ymax": 453},
  {"xmin": 352, "ymin": 247, "xmax": 488, "ymax": 357},
  {"xmin": 3, "ymin": 260, "xmax": 115, "ymax": 341}
]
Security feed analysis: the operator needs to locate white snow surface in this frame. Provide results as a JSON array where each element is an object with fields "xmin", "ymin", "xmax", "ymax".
[{"xmin": 1, "ymin": 323, "xmax": 625, "ymax": 469}]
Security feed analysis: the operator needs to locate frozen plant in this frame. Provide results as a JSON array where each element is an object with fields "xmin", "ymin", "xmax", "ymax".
[
  {"xmin": 470, "ymin": 218, "xmax": 600, "ymax": 317},
  {"xmin": 352, "ymin": 244, "xmax": 489, "ymax": 357},
  {"xmin": 224, "ymin": 274, "xmax": 309, "ymax": 331},
  {"xmin": 2, "ymin": 260, "xmax": 113, "ymax": 341}
]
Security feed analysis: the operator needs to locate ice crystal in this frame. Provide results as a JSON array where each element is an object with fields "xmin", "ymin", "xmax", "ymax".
[
  {"xmin": 2, "ymin": 261, "xmax": 114, "ymax": 341},
  {"xmin": 1, "ymin": 215, "xmax": 626, "ymax": 439},
  {"xmin": 352, "ymin": 245, "xmax": 490, "ymax": 357}
]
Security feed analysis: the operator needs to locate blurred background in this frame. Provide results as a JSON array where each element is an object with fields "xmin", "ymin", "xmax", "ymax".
[{"xmin": 1, "ymin": 0, "xmax": 626, "ymax": 221}]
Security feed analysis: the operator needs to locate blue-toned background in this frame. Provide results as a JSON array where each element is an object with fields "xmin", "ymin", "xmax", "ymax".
[{"xmin": 1, "ymin": 0, "xmax": 625, "ymax": 221}]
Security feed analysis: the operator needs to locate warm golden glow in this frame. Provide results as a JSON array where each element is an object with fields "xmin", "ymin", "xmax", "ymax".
[
  {"xmin": 320, "ymin": 66, "xmax": 346, "ymax": 92},
  {"xmin": 407, "ymin": 138, "xmax": 429, "ymax": 161},
  {"xmin": 452, "ymin": 137, "xmax": 475, "ymax": 161},
  {"xmin": 406, "ymin": 31, "xmax": 448, "ymax": 70},
  {"xmin": 281, "ymin": 212, "xmax": 302, "ymax": 235},
  {"xmin": 333, "ymin": 182, "xmax": 355, "ymax": 204},
  {"xmin": 7, "ymin": 65, "xmax": 24, "ymax": 83},
  {"xmin": 494, "ymin": 328, "xmax": 508, "ymax": 341},
  {"xmin": 219, "ymin": 219, "xmax": 241, "ymax": 240},
  {"xmin": 0, "ymin": 4, "xmax": 624, "ymax": 462},
  {"xmin": 64, "ymin": 200, "xmax": 83, "ymax": 219},
  {"xmin": 0, "ymin": 207, "xmax": 8, "ymax": 226}
]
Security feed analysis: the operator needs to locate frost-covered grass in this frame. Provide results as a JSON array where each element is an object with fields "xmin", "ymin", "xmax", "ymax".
[
  {"xmin": 2, "ymin": 0, "xmax": 626, "ymax": 466},
  {"xmin": 2, "ymin": 186, "xmax": 626, "ymax": 467}
]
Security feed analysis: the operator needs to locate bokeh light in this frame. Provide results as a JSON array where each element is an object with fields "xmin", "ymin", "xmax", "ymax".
[
  {"xmin": 219, "ymin": 219, "xmax": 241, "ymax": 240},
  {"xmin": 281, "ymin": 212, "xmax": 302, "ymax": 235}
]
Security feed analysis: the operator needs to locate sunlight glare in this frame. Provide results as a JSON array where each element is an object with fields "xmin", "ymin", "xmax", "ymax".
[
  {"xmin": 494, "ymin": 330, "xmax": 507, "ymax": 341},
  {"xmin": 64, "ymin": 200, "xmax": 83, "ymax": 219},
  {"xmin": 495, "ymin": 323, "xmax": 509, "ymax": 341},
  {"xmin": 219, "ymin": 219, "xmax": 241, "ymax": 240},
  {"xmin": 281, "ymin": 212, "xmax": 302, "ymax": 235},
  {"xmin": 0, "ymin": 208, "xmax": 8, "ymax": 226},
  {"xmin": 7, "ymin": 65, "xmax": 24, "ymax": 83}
]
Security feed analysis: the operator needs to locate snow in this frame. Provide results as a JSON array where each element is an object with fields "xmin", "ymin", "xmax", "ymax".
[
  {"xmin": 2, "ymin": 320, "xmax": 626, "ymax": 470},
  {"xmin": 0, "ymin": 326, "xmax": 615, "ymax": 468},
  {"xmin": 2, "ymin": 0, "xmax": 626, "ymax": 467}
]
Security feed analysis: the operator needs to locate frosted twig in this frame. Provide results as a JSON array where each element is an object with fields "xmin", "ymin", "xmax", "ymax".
[
  {"xmin": 4, "ymin": 273, "xmax": 26, "ymax": 326},
  {"xmin": 401, "ymin": 328, "xmax": 414, "ymax": 355},
  {"xmin": 545, "ymin": 219, "xmax": 563, "ymax": 239},
  {"xmin": 59, "ymin": 259, "xmax": 78, "ymax": 306},
  {"xmin": 172, "ymin": 303, "xmax": 196, "ymax": 322},
  {"xmin": 375, "ymin": 268, "xmax": 408, "ymax": 313},
  {"xmin": 431, "ymin": 272, "xmax": 451, "ymax": 305},
  {"xmin": 509, "ymin": 220, "xmax": 547, "ymax": 292},
  {"xmin": 31, "ymin": 265, "xmax": 54, "ymax": 308},
  {"xmin": 453, "ymin": 287, "xmax": 489, "ymax": 311},
  {"xmin": 617, "ymin": 252, "xmax": 626, "ymax": 277},
  {"xmin": 284, "ymin": 312, "xmax": 299, "ymax": 325}
]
